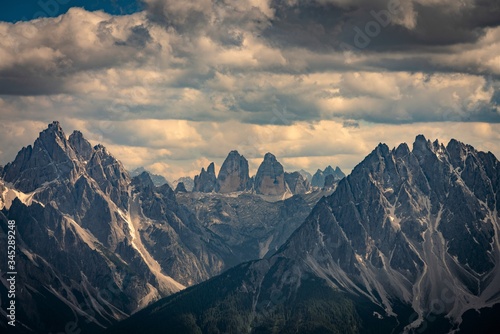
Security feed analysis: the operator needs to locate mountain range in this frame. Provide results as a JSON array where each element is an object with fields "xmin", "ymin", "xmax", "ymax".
[
  {"xmin": 105, "ymin": 136, "xmax": 500, "ymax": 333},
  {"xmin": 1, "ymin": 122, "xmax": 499, "ymax": 333},
  {"xmin": 192, "ymin": 151, "xmax": 343, "ymax": 197},
  {"xmin": 0, "ymin": 122, "xmax": 332, "ymax": 333}
]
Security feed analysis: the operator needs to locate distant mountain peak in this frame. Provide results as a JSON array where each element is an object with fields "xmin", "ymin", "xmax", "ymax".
[
  {"xmin": 45, "ymin": 120, "xmax": 64, "ymax": 133},
  {"xmin": 216, "ymin": 150, "xmax": 251, "ymax": 193},
  {"xmin": 207, "ymin": 162, "xmax": 215, "ymax": 174},
  {"xmin": 194, "ymin": 162, "xmax": 217, "ymax": 192},
  {"xmin": 131, "ymin": 171, "xmax": 155, "ymax": 194},
  {"xmin": 311, "ymin": 165, "xmax": 345, "ymax": 187},
  {"xmin": 263, "ymin": 152, "xmax": 277, "ymax": 160},
  {"xmin": 254, "ymin": 152, "xmax": 286, "ymax": 196},
  {"xmin": 2, "ymin": 121, "xmax": 81, "ymax": 192}
]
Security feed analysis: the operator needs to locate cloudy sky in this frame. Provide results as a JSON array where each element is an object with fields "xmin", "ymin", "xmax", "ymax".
[{"xmin": 0, "ymin": 0, "xmax": 499, "ymax": 181}]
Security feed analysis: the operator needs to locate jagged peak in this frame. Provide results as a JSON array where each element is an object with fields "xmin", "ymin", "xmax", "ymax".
[
  {"xmin": 374, "ymin": 142, "xmax": 390, "ymax": 156},
  {"xmin": 207, "ymin": 162, "xmax": 216, "ymax": 175},
  {"xmin": 263, "ymin": 152, "xmax": 277, "ymax": 160},
  {"xmin": 69, "ymin": 130, "xmax": 85, "ymax": 141},
  {"xmin": 46, "ymin": 120, "xmax": 63, "ymax": 133},
  {"xmin": 394, "ymin": 142, "xmax": 410, "ymax": 158},
  {"xmin": 38, "ymin": 121, "xmax": 68, "ymax": 144},
  {"xmin": 93, "ymin": 143, "xmax": 107, "ymax": 152},
  {"xmin": 221, "ymin": 150, "xmax": 248, "ymax": 165},
  {"xmin": 412, "ymin": 134, "xmax": 433, "ymax": 155},
  {"xmin": 447, "ymin": 138, "xmax": 467, "ymax": 152},
  {"xmin": 91, "ymin": 144, "xmax": 120, "ymax": 161},
  {"xmin": 415, "ymin": 134, "xmax": 427, "ymax": 143},
  {"xmin": 131, "ymin": 171, "xmax": 155, "ymax": 193},
  {"xmin": 324, "ymin": 165, "xmax": 335, "ymax": 173},
  {"xmin": 446, "ymin": 138, "xmax": 475, "ymax": 164},
  {"xmin": 174, "ymin": 181, "xmax": 187, "ymax": 193},
  {"xmin": 137, "ymin": 170, "xmax": 154, "ymax": 182},
  {"xmin": 228, "ymin": 150, "xmax": 241, "ymax": 156}
]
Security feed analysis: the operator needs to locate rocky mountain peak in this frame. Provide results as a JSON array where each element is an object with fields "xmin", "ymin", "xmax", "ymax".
[
  {"xmin": 193, "ymin": 162, "xmax": 217, "ymax": 192},
  {"xmin": 207, "ymin": 162, "xmax": 215, "ymax": 175},
  {"xmin": 68, "ymin": 130, "xmax": 93, "ymax": 161},
  {"xmin": 324, "ymin": 165, "xmax": 335, "ymax": 174},
  {"xmin": 86, "ymin": 143, "xmax": 130, "ymax": 210},
  {"xmin": 311, "ymin": 165, "xmax": 345, "ymax": 187},
  {"xmin": 412, "ymin": 134, "xmax": 431, "ymax": 154},
  {"xmin": 38, "ymin": 121, "xmax": 78, "ymax": 159},
  {"xmin": 216, "ymin": 150, "xmax": 251, "ymax": 193},
  {"xmin": 2, "ymin": 121, "xmax": 81, "ymax": 192},
  {"xmin": 174, "ymin": 181, "xmax": 187, "ymax": 193},
  {"xmin": 263, "ymin": 152, "xmax": 277, "ymax": 161},
  {"xmin": 130, "ymin": 167, "xmax": 169, "ymax": 187},
  {"xmin": 394, "ymin": 142, "xmax": 410, "ymax": 158},
  {"xmin": 45, "ymin": 120, "xmax": 64, "ymax": 135},
  {"xmin": 254, "ymin": 152, "xmax": 286, "ymax": 196},
  {"xmin": 131, "ymin": 171, "xmax": 155, "ymax": 194}
]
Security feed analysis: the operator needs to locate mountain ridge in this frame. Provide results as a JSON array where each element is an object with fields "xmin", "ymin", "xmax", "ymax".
[
  {"xmin": 105, "ymin": 134, "xmax": 500, "ymax": 334},
  {"xmin": 0, "ymin": 121, "xmax": 330, "ymax": 333}
]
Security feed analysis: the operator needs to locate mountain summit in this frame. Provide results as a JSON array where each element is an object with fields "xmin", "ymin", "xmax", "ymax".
[
  {"xmin": 193, "ymin": 162, "xmax": 217, "ymax": 192},
  {"xmin": 215, "ymin": 150, "xmax": 252, "ymax": 193},
  {"xmin": 254, "ymin": 153, "xmax": 287, "ymax": 196}
]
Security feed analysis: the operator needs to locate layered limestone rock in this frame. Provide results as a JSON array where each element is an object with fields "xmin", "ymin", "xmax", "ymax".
[
  {"xmin": 215, "ymin": 150, "xmax": 251, "ymax": 193},
  {"xmin": 254, "ymin": 153, "xmax": 287, "ymax": 196}
]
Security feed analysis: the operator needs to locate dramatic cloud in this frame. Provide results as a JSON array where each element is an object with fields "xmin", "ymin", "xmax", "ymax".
[{"xmin": 0, "ymin": 1, "xmax": 499, "ymax": 180}]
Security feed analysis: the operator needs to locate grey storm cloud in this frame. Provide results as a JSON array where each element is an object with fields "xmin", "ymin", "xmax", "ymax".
[
  {"xmin": 0, "ymin": 10, "xmax": 158, "ymax": 96},
  {"xmin": 0, "ymin": 0, "xmax": 499, "ymax": 127},
  {"xmin": 263, "ymin": 0, "xmax": 500, "ymax": 51}
]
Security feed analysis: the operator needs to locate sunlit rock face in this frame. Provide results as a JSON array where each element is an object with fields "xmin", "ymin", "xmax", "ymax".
[
  {"xmin": 215, "ymin": 150, "xmax": 251, "ymax": 193},
  {"xmin": 254, "ymin": 153, "xmax": 287, "ymax": 196}
]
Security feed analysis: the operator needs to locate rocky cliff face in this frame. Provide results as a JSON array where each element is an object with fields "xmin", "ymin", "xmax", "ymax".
[
  {"xmin": 129, "ymin": 172, "xmax": 234, "ymax": 286},
  {"xmin": 193, "ymin": 162, "xmax": 216, "ymax": 192},
  {"xmin": 2, "ymin": 121, "xmax": 82, "ymax": 192},
  {"xmin": 254, "ymin": 153, "xmax": 287, "ymax": 196},
  {"xmin": 215, "ymin": 150, "xmax": 251, "ymax": 193},
  {"xmin": 284, "ymin": 171, "xmax": 312, "ymax": 194},
  {"xmin": 68, "ymin": 130, "xmax": 93, "ymax": 162},
  {"xmin": 86, "ymin": 144, "xmax": 130, "ymax": 211}
]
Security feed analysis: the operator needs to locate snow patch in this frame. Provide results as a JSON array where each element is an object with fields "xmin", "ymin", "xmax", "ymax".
[
  {"xmin": 258, "ymin": 235, "xmax": 273, "ymax": 258},
  {"xmin": 124, "ymin": 191, "xmax": 185, "ymax": 293}
]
